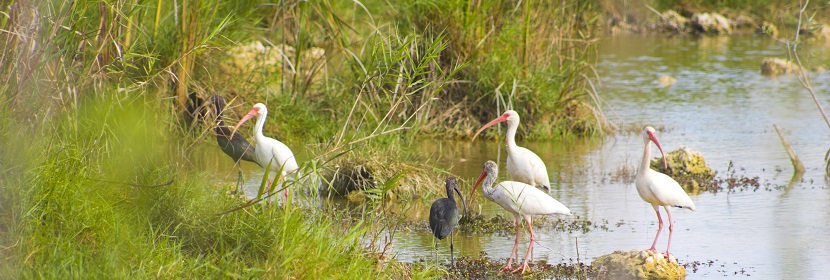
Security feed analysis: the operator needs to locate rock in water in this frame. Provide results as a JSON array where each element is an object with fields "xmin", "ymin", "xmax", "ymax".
[
  {"xmin": 592, "ymin": 250, "xmax": 686, "ymax": 279},
  {"xmin": 659, "ymin": 10, "xmax": 689, "ymax": 33},
  {"xmin": 691, "ymin": 13, "xmax": 732, "ymax": 34},
  {"xmin": 757, "ymin": 21, "xmax": 779, "ymax": 38},
  {"xmin": 657, "ymin": 75, "xmax": 676, "ymax": 87},
  {"xmin": 650, "ymin": 146, "xmax": 714, "ymax": 178},
  {"xmin": 761, "ymin": 58, "xmax": 800, "ymax": 76},
  {"xmin": 650, "ymin": 146, "xmax": 714, "ymax": 193}
]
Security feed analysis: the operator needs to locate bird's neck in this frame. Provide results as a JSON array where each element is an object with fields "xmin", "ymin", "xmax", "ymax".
[
  {"xmin": 482, "ymin": 174, "xmax": 498, "ymax": 197},
  {"xmin": 253, "ymin": 112, "xmax": 267, "ymax": 140},
  {"xmin": 215, "ymin": 104, "xmax": 226, "ymax": 127},
  {"xmin": 505, "ymin": 122, "xmax": 518, "ymax": 150},
  {"xmin": 445, "ymin": 186, "xmax": 455, "ymax": 201},
  {"xmin": 639, "ymin": 141, "xmax": 652, "ymax": 174}
]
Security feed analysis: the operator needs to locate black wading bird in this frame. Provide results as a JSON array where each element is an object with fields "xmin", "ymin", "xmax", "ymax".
[
  {"xmin": 429, "ymin": 177, "xmax": 467, "ymax": 265},
  {"xmin": 209, "ymin": 95, "xmax": 260, "ymax": 192}
]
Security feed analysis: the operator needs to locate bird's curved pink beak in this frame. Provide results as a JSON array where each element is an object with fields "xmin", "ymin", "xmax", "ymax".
[
  {"xmin": 229, "ymin": 107, "xmax": 259, "ymax": 139},
  {"xmin": 468, "ymin": 170, "xmax": 488, "ymax": 207},
  {"xmin": 471, "ymin": 113, "xmax": 508, "ymax": 141},
  {"xmin": 648, "ymin": 130, "xmax": 667, "ymax": 169}
]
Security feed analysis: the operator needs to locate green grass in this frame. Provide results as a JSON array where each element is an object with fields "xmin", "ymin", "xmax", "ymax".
[
  {"xmin": 0, "ymin": 95, "xmax": 440, "ymax": 279},
  {"xmin": 2, "ymin": 0, "xmax": 822, "ymax": 278},
  {"xmin": 0, "ymin": 0, "xmax": 611, "ymax": 278},
  {"xmin": 385, "ymin": 0, "xmax": 608, "ymax": 138}
]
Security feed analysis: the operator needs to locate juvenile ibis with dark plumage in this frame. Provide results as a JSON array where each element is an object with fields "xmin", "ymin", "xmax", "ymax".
[
  {"xmin": 428, "ymin": 177, "xmax": 467, "ymax": 265},
  {"xmin": 209, "ymin": 95, "xmax": 260, "ymax": 192}
]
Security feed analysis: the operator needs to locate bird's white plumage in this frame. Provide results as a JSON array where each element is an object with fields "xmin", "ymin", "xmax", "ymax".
[
  {"xmin": 636, "ymin": 169, "xmax": 695, "ymax": 210},
  {"xmin": 254, "ymin": 137, "xmax": 299, "ymax": 178},
  {"xmin": 485, "ymin": 181, "xmax": 571, "ymax": 217},
  {"xmin": 634, "ymin": 127, "xmax": 695, "ymax": 211},
  {"xmin": 247, "ymin": 103, "xmax": 299, "ymax": 179},
  {"xmin": 634, "ymin": 126, "xmax": 695, "ymax": 259},
  {"xmin": 476, "ymin": 110, "xmax": 551, "ymax": 191},
  {"xmin": 506, "ymin": 146, "xmax": 550, "ymax": 190},
  {"xmin": 469, "ymin": 160, "xmax": 570, "ymax": 273}
]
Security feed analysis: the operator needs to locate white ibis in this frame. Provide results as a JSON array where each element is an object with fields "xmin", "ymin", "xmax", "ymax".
[
  {"xmin": 468, "ymin": 161, "xmax": 572, "ymax": 274},
  {"xmin": 209, "ymin": 95, "xmax": 260, "ymax": 192},
  {"xmin": 635, "ymin": 126, "xmax": 696, "ymax": 260},
  {"xmin": 472, "ymin": 110, "xmax": 551, "ymax": 192},
  {"xmin": 428, "ymin": 177, "xmax": 467, "ymax": 265},
  {"xmin": 230, "ymin": 103, "xmax": 299, "ymax": 203}
]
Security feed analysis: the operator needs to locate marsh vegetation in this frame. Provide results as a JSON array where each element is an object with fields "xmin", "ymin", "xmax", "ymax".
[{"xmin": 2, "ymin": 0, "xmax": 829, "ymax": 279}]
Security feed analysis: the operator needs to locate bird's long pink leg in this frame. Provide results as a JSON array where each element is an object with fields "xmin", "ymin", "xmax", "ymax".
[
  {"xmin": 283, "ymin": 182, "xmax": 289, "ymax": 209},
  {"xmin": 500, "ymin": 219, "xmax": 521, "ymax": 272},
  {"xmin": 664, "ymin": 206, "xmax": 674, "ymax": 260},
  {"xmin": 513, "ymin": 217, "xmax": 535, "ymax": 274},
  {"xmin": 648, "ymin": 205, "xmax": 663, "ymax": 252}
]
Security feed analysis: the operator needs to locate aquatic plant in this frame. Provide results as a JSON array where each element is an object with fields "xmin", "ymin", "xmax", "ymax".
[
  {"xmin": 427, "ymin": 252, "xmax": 593, "ymax": 279},
  {"xmin": 0, "ymin": 0, "xmax": 611, "ymax": 277},
  {"xmin": 397, "ymin": 0, "xmax": 609, "ymax": 138}
]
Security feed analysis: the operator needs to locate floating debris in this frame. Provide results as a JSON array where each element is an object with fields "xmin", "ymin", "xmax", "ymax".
[
  {"xmin": 416, "ymin": 252, "xmax": 593, "ymax": 279},
  {"xmin": 608, "ymin": 160, "xmax": 778, "ymax": 194},
  {"xmin": 450, "ymin": 212, "xmax": 610, "ymax": 235}
]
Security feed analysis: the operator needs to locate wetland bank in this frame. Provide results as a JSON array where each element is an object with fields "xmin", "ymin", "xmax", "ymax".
[{"xmin": 2, "ymin": 0, "xmax": 830, "ymax": 279}]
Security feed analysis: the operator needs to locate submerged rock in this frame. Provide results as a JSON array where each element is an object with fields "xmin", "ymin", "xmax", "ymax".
[
  {"xmin": 757, "ymin": 21, "xmax": 779, "ymax": 37},
  {"xmin": 650, "ymin": 146, "xmax": 714, "ymax": 177},
  {"xmin": 650, "ymin": 146, "xmax": 714, "ymax": 193},
  {"xmin": 760, "ymin": 57, "xmax": 825, "ymax": 76},
  {"xmin": 731, "ymin": 15, "xmax": 757, "ymax": 29},
  {"xmin": 592, "ymin": 250, "xmax": 686, "ymax": 279},
  {"xmin": 690, "ymin": 13, "xmax": 732, "ymax": 35},
  {"xmin": 657, "ymin": 75, "xmax": 677, "ymax": 87},
  {"xmin": 659, "ymin": 10, "xmax": 689, "ymax": 33},
  {"xmin": 799, "ymin": 23, "xmax": 830, "ymax": 40},
  {"xmin": 760, "ymin": 58, "xmax": 800, "ymax": 76}
]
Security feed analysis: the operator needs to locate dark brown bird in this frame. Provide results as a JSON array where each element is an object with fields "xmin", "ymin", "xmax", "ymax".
[{"xmin": 209, "ymin": 95, "xmax": 260, "ymax": 192}]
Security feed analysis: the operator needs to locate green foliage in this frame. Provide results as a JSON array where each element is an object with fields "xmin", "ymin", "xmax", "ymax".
[
  {"xmin": 0, "ymin": 96, "xmax": 426, "ymax": 279},
  {"xmin": 0, "ymin": 0, "xmax": 609, "ymax": 276},
  {"xmin": 394, "ymin": 0, "xmax": 606, "ymax": 138}
]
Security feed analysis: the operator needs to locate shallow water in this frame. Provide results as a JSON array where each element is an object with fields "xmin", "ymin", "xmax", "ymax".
[
  {"xmin": 212, "ymin": 34, "xmax": 830, "ymax": 278},
  {"xmin": 391, "ymin": 34, "xmax": 830, "ymax": 278}
]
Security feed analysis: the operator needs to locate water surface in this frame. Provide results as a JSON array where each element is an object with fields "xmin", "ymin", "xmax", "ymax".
[
  {"xmin": 214, "ymin": 34, "xmax": 830, "ymax": 278},
  {"xmin": 393, "ymin": 34, "xmax": 830, "ymax": 278}
]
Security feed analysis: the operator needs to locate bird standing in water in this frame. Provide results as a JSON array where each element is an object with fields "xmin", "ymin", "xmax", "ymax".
[
  {"xmin": 209, "ymin": 95, "xmax": 259, "ymax": 193},
  {"xmin": 472, "ymin": 110, "xmax": 552, "ymax": 193},
  {"xmin": 635, "ymin": 126, "xmax": 696, "ymax": 260},
  {"xmin": 469, "ymin": 161, "xmax": 572, "ymax": 274},
  {"xmin": 428, "ymin": 177, "xmax": 467, "ymax": 265},
  {"xmin": 231, "ymin": 103, "xmax": 299, "ymax": 204}
]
